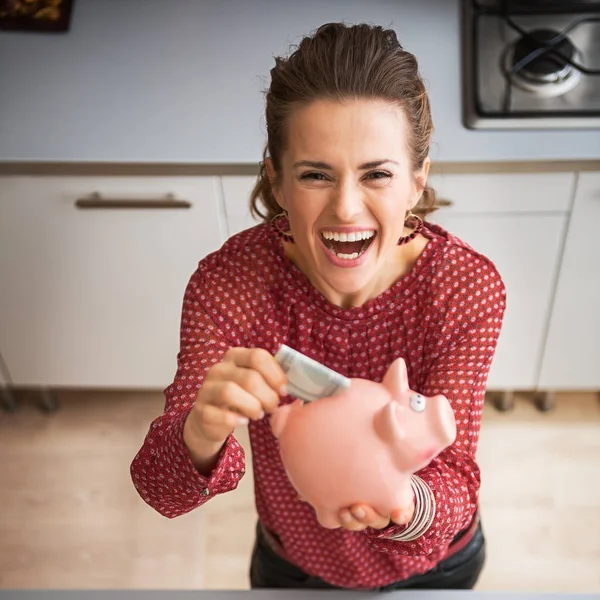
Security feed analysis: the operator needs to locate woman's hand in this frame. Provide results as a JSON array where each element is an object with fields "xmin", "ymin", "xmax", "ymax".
[
  {"xmin": 183, "ymin": 347, "xmax": 287, "ymax": 472},
  {"xmin": 338, "ymin": 501, "xmax": 415, "ymax": 532}
]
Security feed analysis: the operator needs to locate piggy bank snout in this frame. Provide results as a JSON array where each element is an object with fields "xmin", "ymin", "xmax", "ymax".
[
  {"xmin": 430, "ymin": 394, "xmax": 457, "ymax": 447},
  {"xmin": 392, "ymin": 394, "xmax": 457, "ymax": 464}
]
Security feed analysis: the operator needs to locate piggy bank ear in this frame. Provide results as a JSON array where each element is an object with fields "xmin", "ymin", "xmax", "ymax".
[{"xmin": 382, "ymin": 357, "xmax": 409, "ymax": 395}]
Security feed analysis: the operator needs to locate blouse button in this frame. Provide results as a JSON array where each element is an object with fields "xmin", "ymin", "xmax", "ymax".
[{"xmin": 201, "ymin": 488, "xmax": 210, "ymax": 497}]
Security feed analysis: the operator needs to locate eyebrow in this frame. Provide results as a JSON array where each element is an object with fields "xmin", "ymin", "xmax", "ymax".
[{"xmin": 292, "ymin": 159, "xmax": 399, "ymax": 170}]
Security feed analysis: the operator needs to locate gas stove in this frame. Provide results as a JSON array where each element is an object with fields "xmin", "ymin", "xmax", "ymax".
[{"xmin": 462, "ymin": 0, "xmax": 600, "ymax": 129}]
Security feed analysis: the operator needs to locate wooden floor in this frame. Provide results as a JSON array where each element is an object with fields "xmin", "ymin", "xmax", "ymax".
[{"xmin": 1, "ymin": 389, "xmax": 599, "ymax": 592}]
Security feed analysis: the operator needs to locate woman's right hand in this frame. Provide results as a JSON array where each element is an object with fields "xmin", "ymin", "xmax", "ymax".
[{"xmin": 183, "ymin": 348, "xmax": 288, "ymax": 470}]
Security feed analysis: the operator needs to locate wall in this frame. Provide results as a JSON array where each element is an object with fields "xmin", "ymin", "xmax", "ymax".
[{"xmin": 0, "ymin": 0, "xmax": 599, "ymax": 164}]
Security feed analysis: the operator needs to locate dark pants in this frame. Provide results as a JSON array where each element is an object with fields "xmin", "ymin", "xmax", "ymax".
[{"xmin": 249, "ymin": 519, "xmax": 486, "ymax": 591}]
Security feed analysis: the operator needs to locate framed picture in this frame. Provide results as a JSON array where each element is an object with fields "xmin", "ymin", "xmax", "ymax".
[{"xmin": 0, "ymin": 0, "xmax": 74, "ymax": 33}]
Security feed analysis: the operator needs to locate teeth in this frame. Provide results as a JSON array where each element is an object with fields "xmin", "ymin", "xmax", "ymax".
[
  {"xmin": 337, "ymin": 252, "xmax": 359, "ymax": 260},
  {"xmin": 321, "ymin": 230, "xmax": 375, "ymax": 241}
]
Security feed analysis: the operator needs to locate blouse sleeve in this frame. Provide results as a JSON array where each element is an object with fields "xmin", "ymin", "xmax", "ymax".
[
  {"xmin": 365, "ymin": 249, "xmax": 507, "ymax": 556},
  {"xmin": 129, "ymin": 261, "xmax": 246, "ymax": 518}
]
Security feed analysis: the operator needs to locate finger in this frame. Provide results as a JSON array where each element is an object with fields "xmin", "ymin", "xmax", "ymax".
[
  {"xmin": 200, "ymin": 403, "xmax": 249, "ymax": 430},
  {"xmin": 391, "ymin": 502, "xmax": 415, "ymax": 526},
  {"xmin": 339, "ymin": 509, "xmax": 368, "ymax": 531},
  {"xmin": 230, "ymin": 366, "xmax": 282, "ymax": 414},
  {"xmin": 190, "ymin": 403, "xmax": 248, "ymax": 443},
  {"xmin": 204, "ymin": 378, "xmax": 265, "ymax": 421},
  {"xmin": 350, "ymin": 505, "xmax": 390, "ymax": 530},
  {"xmin": 226, "ymin": 348, "xmax": 288, "ymax": 398}
]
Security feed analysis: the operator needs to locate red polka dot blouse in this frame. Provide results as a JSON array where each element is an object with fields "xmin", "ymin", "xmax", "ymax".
[{"xmin": 130, "ymin": 220, "xmax": 506, "ymax": 589}]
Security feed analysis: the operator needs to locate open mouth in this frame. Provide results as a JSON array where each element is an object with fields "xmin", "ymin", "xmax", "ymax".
[{"xmin": 320, "ymin": 230, "xmax": 377, "ymax": 260}]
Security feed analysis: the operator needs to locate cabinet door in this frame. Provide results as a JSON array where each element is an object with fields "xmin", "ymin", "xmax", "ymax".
[
  {"xmin": 429, "ymin": 212, "xmax": 567, "ymax": 390},
  {"xmin": 221, "ymin": 175, "xmax": 261, "ymax": 237},
  {"xmin": 0, "ymin": 176, "xmax": 225, "ymax": 388},
  {"xmin": 538, "ymin": 172, "xmax": 600, "ymax": 390}
]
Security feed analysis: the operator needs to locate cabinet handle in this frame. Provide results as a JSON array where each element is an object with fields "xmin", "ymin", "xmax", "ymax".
[
  {"xmin": 75, "ymin": 192, "xmax": 191, "ymax": 210},
  {"xmin": 437, "ymin": 198, "xmax": 453, "ymax": 207}
]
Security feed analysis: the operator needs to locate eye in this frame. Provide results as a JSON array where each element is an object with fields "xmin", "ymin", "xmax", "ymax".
[
  {"xmin": 409, "ymin": 393, "xmax": 426, "ymax": 412},
  {"xmin": 299, "ymin": 171, "xmax": 329, "ymax": 181},
  {"xmin": 363, "ymin": 170, "xmax": 393, "ymax": 185},
  {"xmin": 365, "ymin": 170, "xmax": 392, "ymax": 179}
]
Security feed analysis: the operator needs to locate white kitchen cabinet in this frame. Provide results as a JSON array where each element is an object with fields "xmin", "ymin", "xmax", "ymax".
[
  {"xmin": 538, "ymin": 172, "xmax": 600, "ymax": 390},
  {"xmin": 221, "ymin": 175, "xmax": 262, "ymax": 237},
  {"xmin": 0, "ymin": 176, "xmax": 226, "ymax": 389}
]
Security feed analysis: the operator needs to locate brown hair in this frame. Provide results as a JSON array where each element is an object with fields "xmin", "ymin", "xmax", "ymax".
[{"xmin": 249, "ymin": 22, "xmax": 438, "ymax": 223}]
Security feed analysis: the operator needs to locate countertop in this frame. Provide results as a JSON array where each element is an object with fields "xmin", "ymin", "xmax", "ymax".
[{"xmin": 0, "ymin": 0, "xmax": 599, "ymax": 164}]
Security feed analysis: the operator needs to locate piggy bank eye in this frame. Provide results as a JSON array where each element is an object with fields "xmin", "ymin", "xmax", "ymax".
[{"xmin": 410, "ymin": 393, "xmax": 426, "ymax": 412}]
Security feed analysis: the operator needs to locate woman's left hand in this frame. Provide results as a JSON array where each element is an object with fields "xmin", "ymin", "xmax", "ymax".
[{"xmin": 338, "ymin": 501, "xmax": 415, "ymax": 531}]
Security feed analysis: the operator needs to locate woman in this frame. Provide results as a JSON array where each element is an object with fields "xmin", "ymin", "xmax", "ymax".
[{"xmin": 130, "ymin": 22, "xmax": 506, "ymax": 591}]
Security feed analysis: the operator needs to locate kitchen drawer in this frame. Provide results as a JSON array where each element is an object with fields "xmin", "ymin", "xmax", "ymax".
[
  {"xmin": 0, "ymin": 176, "xmax": 225, "ymax": 388},
  {"xmin": 428, "ymin": 171, "xmax": 575, "ymax": 214}
]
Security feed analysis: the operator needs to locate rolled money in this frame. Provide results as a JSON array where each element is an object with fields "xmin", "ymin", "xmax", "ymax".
[{"xmin": 274, "ymin": 344, "xmax": 351, "ymax": 402}]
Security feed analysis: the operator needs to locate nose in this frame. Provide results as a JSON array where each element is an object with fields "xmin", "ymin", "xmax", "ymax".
[
  {"xmin": 330, "ymin": 179, "xmax": 364, "ymax": 222},
  {"xmin": 437, "ymin": 399, "xmax": 457, "ymax": 446}
]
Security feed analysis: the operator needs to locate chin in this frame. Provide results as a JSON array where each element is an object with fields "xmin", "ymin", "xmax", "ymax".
[{"xmin": 324, "ymin": 272, "xmax": 375, "ymax": 301}]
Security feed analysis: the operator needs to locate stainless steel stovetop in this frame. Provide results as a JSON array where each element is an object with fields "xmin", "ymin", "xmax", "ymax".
[{"xmin": 462, "ymin": 0, "xmax": 600, "ymax": 129}]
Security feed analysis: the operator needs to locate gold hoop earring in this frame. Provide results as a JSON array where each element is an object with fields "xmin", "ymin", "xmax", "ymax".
[
  {"xmin": 270, "ymin": 211, "xmax": 295, "ymax": 243},
  {"xmin": 397, "ymin": 211, "xmax": 423, "ymax": 246}
]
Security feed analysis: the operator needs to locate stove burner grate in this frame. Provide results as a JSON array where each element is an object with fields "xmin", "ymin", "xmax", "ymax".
[{"xmin": 498, "ymin": 13, "xmax": 600, "ymax": 110}]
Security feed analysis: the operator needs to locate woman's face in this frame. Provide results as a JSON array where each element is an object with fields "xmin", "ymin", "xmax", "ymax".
[{"xmin": 268, "ymin": 98, "xmax": 430, "ymax": 308}]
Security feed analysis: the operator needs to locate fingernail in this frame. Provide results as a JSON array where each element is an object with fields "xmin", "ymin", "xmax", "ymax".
[
  {"xmin": 257, "ymin": 411, "xmax": 265, "ymax": 420},
  {"xmin": 353, "ymin": 507, "xmax": 365, "ymax": 519},
  {"xmin": 280, "ymin": 384, "xmax": 288, "ymax": 396},
  {"xmin": 237, "ymin": 417, "xmax": 249, "ymax": 426},
  {"xmin": 341, "ymin": 511, "xmax": 352, "ymax": 523}
]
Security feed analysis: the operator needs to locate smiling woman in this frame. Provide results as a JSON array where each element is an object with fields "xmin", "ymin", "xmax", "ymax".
[{"xmin": 130, "ymin": 22, "xmax": 506, "ymax": 592}]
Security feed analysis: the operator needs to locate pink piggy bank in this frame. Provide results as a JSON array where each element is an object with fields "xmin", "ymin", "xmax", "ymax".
[{"xmin": 270, "ymin": 357, "xmax": 457, "ymax": 529}]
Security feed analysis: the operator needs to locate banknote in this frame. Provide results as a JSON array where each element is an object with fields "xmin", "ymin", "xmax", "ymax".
[{"xmin": 274, "ymin": 344, "xmax": 351, "ymax": 402}]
